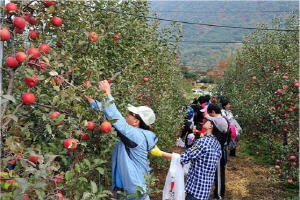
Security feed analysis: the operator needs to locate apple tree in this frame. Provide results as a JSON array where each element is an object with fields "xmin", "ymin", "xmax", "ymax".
[
  {"xmin": 220, "ymin": 13, "xmax": 299, "ymax": 187},
  {"xmin": 0, "ymin": 1, "xmax": 186, "ymax": 199}
]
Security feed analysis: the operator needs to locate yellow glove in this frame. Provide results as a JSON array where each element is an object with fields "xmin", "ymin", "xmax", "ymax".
[{"xmin": 150, "ymin": 145, "xmax": 163, "ymax": 157}]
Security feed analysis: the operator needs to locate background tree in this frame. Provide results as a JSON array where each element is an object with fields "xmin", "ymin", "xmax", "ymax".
[{"xmin": 220, "ymin": 12, "xmax": 299, "ymax": 190}]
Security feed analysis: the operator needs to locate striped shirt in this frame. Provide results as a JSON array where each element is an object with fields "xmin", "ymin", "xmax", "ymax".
[{"xmin": 181, "ymin": 135, "xmax": 222, "ymax": 200}]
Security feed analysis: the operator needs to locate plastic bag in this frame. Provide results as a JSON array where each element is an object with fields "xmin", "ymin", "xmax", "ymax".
[
  {"xmin": 176, "ymin": 138, "xmax": 185, "ymax": 148},
  {"xmin": 162, "ymin": 153, "xmax": 185, "ymax": 200}
]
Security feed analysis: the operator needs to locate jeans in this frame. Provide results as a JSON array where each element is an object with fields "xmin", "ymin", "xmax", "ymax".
[
  {"xmin": 185, "ymin": 193, "xmax": 198, "ymax": 200},
  {"xmin": 213, "ymin": 146, "xmax": 227, "ymax": 199}
]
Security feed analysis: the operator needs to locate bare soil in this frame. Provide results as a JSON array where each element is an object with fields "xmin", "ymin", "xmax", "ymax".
[{"xmin": 150, "ymin": 146, "xmax": 292, "ymax": 200}]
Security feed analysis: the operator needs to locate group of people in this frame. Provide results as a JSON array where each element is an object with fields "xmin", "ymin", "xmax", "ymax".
[{"xmin": 85, "ymin": 81, "xmax": 241, "ymax": 200}]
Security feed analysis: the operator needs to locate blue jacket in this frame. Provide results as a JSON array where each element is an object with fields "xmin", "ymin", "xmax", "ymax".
[{"xmin": 90, "ymin": 95, "xmax": 158, "ymax": 195}]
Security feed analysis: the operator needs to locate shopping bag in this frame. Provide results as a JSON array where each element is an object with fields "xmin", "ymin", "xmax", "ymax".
[
  {"xmin": 162, "ymin": 153, "xmax": 185, "ymax": 200},
  {"xmin": 176, "ymin": 138, "xmax": 185, "ymax": 148}
]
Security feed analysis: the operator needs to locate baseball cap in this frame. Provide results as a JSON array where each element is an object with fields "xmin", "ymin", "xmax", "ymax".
[
  {"xmin": 127, "ymin": 104, "xmax": 156, "ymax": 126},
  {"xmin": 200, "ymin": 105, "xmax": 208, "ymax": 112}
]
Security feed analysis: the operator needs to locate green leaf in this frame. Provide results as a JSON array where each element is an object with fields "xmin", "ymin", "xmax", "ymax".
[
  {"xmin": 2, "ymin": 95, "xmax": 16, "ymax": 103},
  {"xmin": 65, "ymin": 171, "xmax": 73, "ymax": 181},
  {"xmin": 90, "ymin": 181, "xmax": 98, "ymax": 193},
  {"xmin": 78, "ymin": 177, "xmax": 88, "ymax": 183},
  {"xmin": 4, "ymin": 114, "xmax": 18, "ymax": 122},
  {"xmin": 35, "ymin": 189, "xmax": 46, "ymax": 200},
  {"xmin": 46, "ymin": 124, "xmax": 52, "ymax": 135},
  {"xmin": 96, "ymin": 167, "xmax": 104, "ymax": 175},
  {"xmin": 34, "ymin": 181, "xmax": 47, "ymax": 189}
]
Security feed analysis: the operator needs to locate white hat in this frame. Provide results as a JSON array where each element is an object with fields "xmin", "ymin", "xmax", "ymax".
[{"xmin": 127, "ymin": 104, "xmax": 156, "ymax": 126}]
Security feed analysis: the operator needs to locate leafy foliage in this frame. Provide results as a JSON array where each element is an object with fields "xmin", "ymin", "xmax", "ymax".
[
  {"xmin": 221, "ymin": 13, "xmax": 299, "ymax": 189},
  {"xmin": 0, "ymin": 0, "xmax": 186, "ymax": 199}
]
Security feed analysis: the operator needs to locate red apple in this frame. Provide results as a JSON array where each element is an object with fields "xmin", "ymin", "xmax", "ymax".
[
  {"xmin": 252, "ymin": 76, "xmax": 256, "ymax": 81},
  {"xmin": 243, "ymin": 99, "xmax": 248, "ymax": 104},
  {"xmin": 294, "ymin": 82, "xmax": 299, "ymax": 88},
  {"xmin": 143, "ymin": 77, "xmax": 149, "ymax": 83},
  {"xmin": 49, "ymin": 111, "xmax": 60, "ymax": 120},
  {"xmin": 0, "ymin": 28, "xmax": 10, "ymax": 41},
  {"xmin": 14, "ymin": 27, "xmax": 24, "ymax": 34},
  {"xmin": 24, "ymin": 74, "xmax": 38, "ymax": 87},
  {"xmin": 22, "ymin": 93, "xmax": 35, "ymax": 104},
  {"xmin": 276, "ymin": 89, "xmax": 283, "ymax": 95},
  {"xmin": 23, "ymin": 194, "xmax": 29, "ymax": 200},
  {"xmin": 27, "ymin": 47, "xmax": 40, "ymax": 60},
  {"xmin": 274, "ymin": 165, "xmax": 280, "ymax": 170},
  {"xmin": 29, "ymin": 155, "xmax": 38, "ymax": 163},
  {"xmin": 36, "ymin": 61, "xmax": 48, "ymax": 70},
  {"xmin": 282, "ymin": 85, "xmax": 289, "ymax": 90},
  {"xmin": 29, "ymin": 17, "xmax": 38, "ymax": 25},
  {"xmin": 291, "ymin": 162, "xmax": 297, "ymax": 166},
  {"xmin": 56, "ymin": 193, "xmax": 64, "ymax": 200},
  {"xmin": 275, "ymin": 159, "xmax": 280, "ymax": 164},
  {"xmin": 287, "ymin": 178, "xmax": 294, "ymax": 184},
  {"xmin": 63, "ymin": 138, "xmax": 78, "ymax": 150},
  {"xmin": 86, "ymin": 121, "xmax": 96, "ymax": 130},
  {"xmin": 83, "ymin": 80, "xmax": 92, "ymax": 88},
  {"xmin": 15, "ymin": 52, "xmax": 27, "ymax": 63},
  {"xmin": 51, "ymin": 16, "xmax": 63, "ymax": 27},
  {"xmin": 54, "ymin": 174, "xmax": 64, "ymax": 184},
  {"xmin": 39, "ymin": 43, "xmax": 50, "ymax": 53},
  {"xmin": 99, "ymin": 121, "xmax": 112, "ymax": 133},
  {"xmin": 29, "ymin": 30, "xmax": 39, "ymax": 40},
  {"xmin": 24, "ymin": 12, "xmax": 31, "ymax": 22},
  {"xmin": 5, "ymin": 3, "xmax": 18, "ymax": 15},
  {"xmin": 88, "ymin": 32, "xmax": 98, "ymax": 42},
  {"xmin": 5, "ymin": 57, "xmax": 19, "ymax": 68},
  {"xmin": 13, "ymin": 17, "xmax": 26, "ymax": 29},
  {"xmin": 44, "ymin": 0, "xmax": 56, "ymax": 7},
  {"xmin": 80, "ymin": 133, "xmax": 90, "ymax": 141},
  {"xmin": 107, "ymin": 79, "xmax": 113, "ymax": 83},
  {"xmin": 289, "ymin": 156, "xmax": 296, "ymax": 161},
  {"xmin": 113, "ymin": 34, "xmax": 120, "ymax": 40}
]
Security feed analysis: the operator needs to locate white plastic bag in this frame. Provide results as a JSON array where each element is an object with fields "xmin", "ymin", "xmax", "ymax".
[
  {"xmin": 176, "ymin": 138, "xmax": 185, "ymax": 148},
  {"xmin": 162, "ymin": 153, "xmax": 185, "ymax": 200}
]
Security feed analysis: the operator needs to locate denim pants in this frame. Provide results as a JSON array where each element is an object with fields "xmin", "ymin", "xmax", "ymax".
[{"xmin": 185, "ymin": 193, "xmax": 198, "ymax": 200}]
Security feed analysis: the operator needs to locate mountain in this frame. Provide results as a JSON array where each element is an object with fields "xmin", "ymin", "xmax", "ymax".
[{"xmin": 148, "ymin": 1, "xmax": 298, "ymax": 71}]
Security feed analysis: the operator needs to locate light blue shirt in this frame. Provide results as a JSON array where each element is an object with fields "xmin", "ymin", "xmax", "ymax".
[{"xmin": 90, "ymin": 96, "xmax": 158, "ymax": 196}]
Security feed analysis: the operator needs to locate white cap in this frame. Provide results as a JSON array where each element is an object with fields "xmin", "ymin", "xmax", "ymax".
[{"xmin": 127, "ymin": 104, "xmax": 156, "ymax": 126}]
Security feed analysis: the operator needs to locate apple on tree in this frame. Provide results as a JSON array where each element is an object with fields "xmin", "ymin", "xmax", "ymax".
[
  {"xmin": 83, "ymin": 80, "xmax": 92, "ymax": 88},
  {"xmin": 143, "ymin": 77, "xmax": 149, "ymax": 83},
  {"xmin": 24, "ymin": 74, "xmax": 38, "ymax": 87},
  {"xmin": 49, "ymin": 111, "xmax": 64, "ymax": 126},
  {"xmin": 0, "ymin": 28, "xmax": 11, "ymax": 41},
  {"xmin": 28, "ymin": 17, "xmax": 38, "ymax": 25},
  {"xmin": 5, "ymin": 57, "xmax": 19, "ymax": 68},
  {"xmin": 80, "ymin": 132, "xmax": 90, "ymax": 141},
  {"xmin": 88, "ymin": 32, "xmax": 99, "ymax": 42},
  {"xmin": 86, "ymin": 121, "xmax": 96, "ymax": 130},
  {"xmin": 39, "ymin": 43, "xmax": 50, "ymax": 53},
  {"xmin": 27, "ymin": 47, "xmax": 40, "ymax": 60},
  {"xmin": 5, "ymin": 3, "xmax": 18, "ymax": 15},
  {"xmin": 44, "ymin": 0, "xmax": 56, "ymax": 8},
  {"xmin": 63, "ymin": 138, "xmax": 78, "ymax": 150},
  {"xmin": 29, "ymin": 155, "xmax": 38, "ymax": 163},
  {"xmin": 13, "ymin": 17, "xmax": 26, "ymax": 29},
  {"xmin": 53, "ymin": 174, "xmax": 64, "ymax": 184},
  {"xmin": 29, "ymin": 30, "xmax": 39, "ymax": 40},
  {"xmin": 113, "ymin": 34, "xmax": 120, "ymax": 40},
  {"xmin": 15, "ymin": 52, "xmax": 27, "ymax": 63},
  {"xmin": 99, "ymin": 121, "xmax": 112, "ymax": 133},
  {"xmin": 22, "ymin": 93, "xmax": 35, "ymax": 104},
  {"xmin": 51, "ymin": 16, "xmax": 63, "ymax": 27}
]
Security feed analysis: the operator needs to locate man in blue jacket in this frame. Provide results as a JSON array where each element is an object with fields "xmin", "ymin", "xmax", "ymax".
[{"xmin": 85, "ymin": 80, "xmax": 158, "ymax": 200}]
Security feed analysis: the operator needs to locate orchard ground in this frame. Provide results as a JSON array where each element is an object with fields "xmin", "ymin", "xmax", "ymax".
[{"xmin": 150, "ymin": 145, "xmax": 297, "ymax": 200}]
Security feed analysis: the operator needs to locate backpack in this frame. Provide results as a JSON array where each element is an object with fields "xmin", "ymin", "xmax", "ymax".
[{"xmin": 223, "ymin": 117, "xmax": 238, "ymax": 151}]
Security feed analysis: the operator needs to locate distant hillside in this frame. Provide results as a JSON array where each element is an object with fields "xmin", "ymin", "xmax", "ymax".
[{"xmin": 148, "ymin": 1, "xmax": 298, "ymax": 71}]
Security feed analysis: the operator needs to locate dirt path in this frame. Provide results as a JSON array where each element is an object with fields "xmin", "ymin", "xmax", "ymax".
[{"xmin": 151, "ymin": 146, "xmax": 290, "ymax": 200}]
